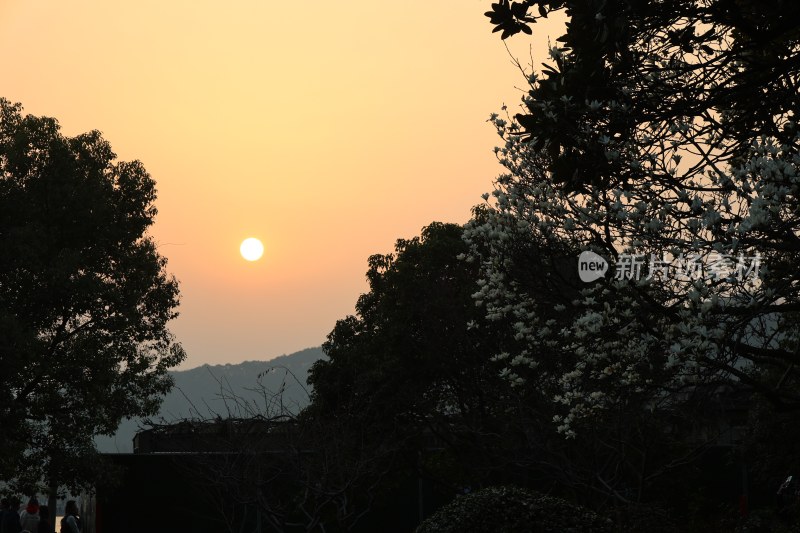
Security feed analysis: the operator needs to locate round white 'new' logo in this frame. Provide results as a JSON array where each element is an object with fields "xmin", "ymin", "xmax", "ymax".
[{"xmin": 578, "ymin": 251, "xmax": 608, "ymax": 282}]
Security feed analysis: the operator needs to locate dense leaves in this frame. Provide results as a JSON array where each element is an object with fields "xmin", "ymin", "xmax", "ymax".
[
  {"xmin": 416, "ymin": 485, "xmax": 613, "ymax": 533},
  {"xmin": 485, "ymin": 1, "xmax": 535, "ymax": 39},
  {"xmin": 308, "ymin": 223, "xmax": 514, "ymax": 477},
  {"xmin": 465, "ymin": 0, "xmax": 800, "ymax": 520},
  {"xmin": 477, "ymin": 0, "xmax": 800, "ymax": 427},
  {"xmin": 488, "ymin": 0, "xmax": 800, "ymax": 191},
  {"xmin": 0, "ymin": 99, "xmax": 185, "ymax": 489}
]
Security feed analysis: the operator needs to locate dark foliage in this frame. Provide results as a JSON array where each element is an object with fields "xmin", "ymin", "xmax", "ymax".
[
  {"xmin": 0, "ymin": 99, "xmax": 185, "ymax": 490},
  {"xmin": 416, "ymin": 485, "xmax": 613, "ymax": 533}
]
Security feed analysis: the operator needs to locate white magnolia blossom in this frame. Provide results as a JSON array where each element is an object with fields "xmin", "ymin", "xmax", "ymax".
[{"xmin": 465, "ymin": 93, "xmax": 800, "ymax": 436}]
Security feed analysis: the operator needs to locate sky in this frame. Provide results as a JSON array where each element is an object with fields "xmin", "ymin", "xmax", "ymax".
[{"xmin": 0, "ymin": 1, "xmax": 563, "ymax": 369}]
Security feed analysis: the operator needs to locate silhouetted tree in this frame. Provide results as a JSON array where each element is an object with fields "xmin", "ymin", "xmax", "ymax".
[
  {"xmin": 471, "ymin": 0, "xmax": 799, "ymax": 519},
  {"xmin": 308, "ymin": 223, "xmax": 522, "ymax": 485},
  {"xmin": 0, "ymin": 98, "xmax": 185, "ymax": 492},
  {"xmin": 485, "ymin": 0, "xmax": 799, "ymax": 193},
  {"xmin": 478, "ymin": 0, "xmax": 800, "ymax": 422}
]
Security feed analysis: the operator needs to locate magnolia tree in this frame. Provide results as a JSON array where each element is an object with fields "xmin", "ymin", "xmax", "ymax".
[{"xmin": 469, "ymin": 0, "xmax": 800, "ymax": 438}]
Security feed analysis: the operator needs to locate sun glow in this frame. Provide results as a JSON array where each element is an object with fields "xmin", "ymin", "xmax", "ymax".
[{"xmin": 240, "ymin": 238, "xmax": 264, "ymax": 262}]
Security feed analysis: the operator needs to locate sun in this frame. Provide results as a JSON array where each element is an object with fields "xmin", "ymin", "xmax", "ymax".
[{"xmin": 240, "ymin": 238, "xmax": 264, "ymax": 262}]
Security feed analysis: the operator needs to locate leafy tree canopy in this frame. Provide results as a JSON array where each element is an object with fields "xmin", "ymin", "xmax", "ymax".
[
  {"xmin": 486, "ymin": 0, "xmax": 799, "ymax": 193},
  {"xmin": 0, "ymin": 98, "xmax": 185, "ymax": 489},
  {"xmin": 474, "ymin": 0, "xmax": 800, "ymax": 435},
  {"xmin": 309, "ymin": 222, "xmax": 509, "ymax": 433}
]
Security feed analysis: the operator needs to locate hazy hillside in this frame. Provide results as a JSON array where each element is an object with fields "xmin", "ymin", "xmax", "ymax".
[{"xmin": 96, "ymin": 347, "xmax": 325, "ymax": 453}]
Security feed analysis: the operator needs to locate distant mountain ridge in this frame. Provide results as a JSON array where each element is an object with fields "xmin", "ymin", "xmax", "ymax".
[{"xmin": 95, "ymin": 346, "xmax": 326, "ymax": 453}]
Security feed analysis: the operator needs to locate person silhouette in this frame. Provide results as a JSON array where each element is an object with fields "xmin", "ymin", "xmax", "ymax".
[
  {"xmin": 1, "ymin": 496, "xmax": 22, "ymax": 533},
  {"xmin": 37, "ymin": 506, "xmax": 52, "ymax": 533},
  {"xmin": 59, "ymin": 501, "xmax": 81, "ymax": 533},
  {"xmin": 19, "ymin": 497, "xmax": 40, "ymax": 533}
]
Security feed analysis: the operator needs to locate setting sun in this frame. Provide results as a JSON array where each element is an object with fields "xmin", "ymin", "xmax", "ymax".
[{"xmin": 240, "ymin": 237, "xmax": 264, "ymax": 261}]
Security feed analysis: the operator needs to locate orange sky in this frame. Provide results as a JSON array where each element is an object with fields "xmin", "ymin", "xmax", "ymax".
[{"xmin": 0, "ymin": 1, "xmax": 563, "ymax": 368}]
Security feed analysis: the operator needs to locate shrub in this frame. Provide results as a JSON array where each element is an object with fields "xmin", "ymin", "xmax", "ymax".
[{"xmin": 415, "ymin": 485, "xmax": 612, "ymax": 533}]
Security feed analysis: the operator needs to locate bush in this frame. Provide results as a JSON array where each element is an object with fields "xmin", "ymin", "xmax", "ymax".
[{"xmin": 415, "ymin": 485, "xmax": 612, "ymax": 533}]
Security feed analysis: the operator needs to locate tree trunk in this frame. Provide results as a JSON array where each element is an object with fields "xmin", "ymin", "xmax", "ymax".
[{"xmin": 47, "ymin": 479, "xmax": 58, "ymax": 533}]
